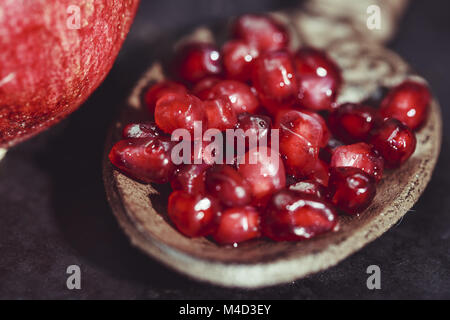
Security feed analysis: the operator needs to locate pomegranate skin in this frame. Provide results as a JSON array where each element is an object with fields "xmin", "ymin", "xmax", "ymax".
[
  {"xmin": 0, "ymin": 0, "xmax": 139, "ymax": 147},
  {"xmin": 262, "ymin": 190, "xmax": 337, "ymax": 241}
]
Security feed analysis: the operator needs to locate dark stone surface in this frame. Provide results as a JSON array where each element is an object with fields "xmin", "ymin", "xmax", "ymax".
[{"xmin": 0, "ymin": 0, "xmax": 449, "ymax": 299}]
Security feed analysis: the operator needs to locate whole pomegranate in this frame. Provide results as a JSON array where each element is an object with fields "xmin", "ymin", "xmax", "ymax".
[{"xmin": 0, "ymin": 0, "xmax": 139, "ymax": 147}]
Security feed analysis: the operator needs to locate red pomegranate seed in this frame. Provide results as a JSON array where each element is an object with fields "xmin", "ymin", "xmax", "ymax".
[
  {"xmin": 278, "ymin": 110, "xmax": 324, "ymax": 177},
  {"xmin": 232, "ymin": 14, "xmax": 289, "ymax": 52},
  {"xmin": 155, "ymin": 93, "xmax": 206, "ymax": 134},
  {"xmin": 168, "ymin": 191, "xmax": 221, "ymax": 237},
  {"xmin": 143, "ymin": 81, "xmax": 187, "ymax": 115},
  {"xmin": 307, "ymin": 111, "xmax": 330, "ymax": 148},
  {"xmin": 109, "ymin": 137, "xmax": 175, "ymax": 184},
  {"xmin": 222, "ymin": 40, "xmax": 259, "ymax": 82},
  {"xmin": 170, "ymin": 163, "xmax": 209, "ymax": 194},
  {"xmin": 213, "ymin": 206, "xmax": 261, "ymax": 245},
  {"xmin": 204, "ymin": 96, "xmax": 237, "ymax": 131},
  {"xmin": 380, "ymin": 80, "xmax": 431, "ymax": 130},
  {"xmin": 328, "ymin": 103, "xmax": 379, "ymax": 143},
  {"xmin": 237, "ymin": 146, "xmax": 286, "ymax": 206},
  {"xmin": 370, "ymin": 118, "xmax": 417, "ymax": 168},
  {"xmin": 173, "ymin": 42, "xmax": 222, "ymax": 84},
  {"xmin": 307, "ymin": 159, "xmax": 330, "ymax": 187},
  {"xmin": 275, "ymin": 109, "xmax": 328, "ymax": 147},
  {"xmin": 294, "ymin": 48, "xmax": 342, "ymax": 111},
  {"xmin": 229, "ymin": 112, "xmax": 272, "ymax": 149},
  {"xmin": 207, "ymin": 80, "xmax": 259, "ymax": 114},
  {"xmin": 190, "ymin": 138, "xmax": 226, "ymax": 166},
  {"xmin": 205, "ymin": 165, "xmax": 252, "ymax": 207},
  {"xmin": 192, "ymin": 76, "xmax": 221, "ymax": 100},
  {"xmin": 327, "ymin": 167, "xmax": 376, "ymax": 215},
  {"xmin": 331, "ymin": 142, "xmax": 384, "ymax": 183},
  {"xmin": 262, "ymin": 189, "xmax": 337, "ymax": 241},
  {"xmin": 122, "ymin": 122, "xmax": 164, "ymax": 139},
  {"xmin": 289, "ymin": 180, "xmax": 326, "ymax": 198},
  {"xmin": 252, "ymin": 50, "xmax": 298, "ymax": 113}
]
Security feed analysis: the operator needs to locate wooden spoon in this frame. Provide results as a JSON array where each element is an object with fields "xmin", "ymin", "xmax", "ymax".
[{"xmin": 102, "ymin": 4, "xmax": 441, "ymax": 288}]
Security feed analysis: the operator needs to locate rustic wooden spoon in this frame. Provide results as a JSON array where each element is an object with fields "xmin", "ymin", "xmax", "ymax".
[{"xmin": 102, "ymin": 3, "xmax": 442, "ymax": 288}]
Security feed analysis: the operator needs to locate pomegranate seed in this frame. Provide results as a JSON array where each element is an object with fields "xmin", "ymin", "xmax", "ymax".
[
  {"xmin": 207, "ymin": 80, "xmax": 259, "ymax": 114},
  {"xmin": 173, "ymin": 42, "xmax": 222, "ymax": 84},
  {"xmin": 143, "ymin": 81, "xmax": 187, "ymax": 115},
  {"xmin": 307, "ymin": 111, "xmax": 330, "ymax": 148},
  {"xmin": 328, "ymin": 103, "xmax": 379, "ymax": 143},
  {"xmin": 380, "ymin": 80, "xmax": 431, "ymax": 130},
  {"xmin": 205, "ymin": 165, "xmax": 252, "ymax": 207},
  {"xmin": 222, "ymin": 40, "xmax": 259, "ymax": 82},
  {"xmin": 306, "ymin": 159, "xmax": 330, "ymax": 186},
  {"xmin": 278, "ymin": 110, "xmax": 324, "ymax": 177},
  {"xmin": 192, "ymin": 76, "xmax": 221, "ymax": 100},
  {"xmin": 327, "ymin": 167, "xmax": 376, "ymax": 215},
  {"xmin": 109, "ymin": 137, "xmax": 175, "ymax": 184},
  {"xmin": 262, "ymin": 189, "xmax": 337, "ymax": 241},
  {"xmin": 275, "ymin": 109, "xmax": 328, "ymax": 147},
  {"xmin": 294, "ymin": 48, "xmax": 342, "ymax": 111},
  {"xmin": 331, "ymin": 142, "xmax": 384, "ymax": 183},
  {"xmin": 213, "ymin": 206, "xmax": 261, "ymax": 245},
  {"xmin": 122, "ymin": 122, "xmax": 164, "ymax": 139},
  {"xmin": 370, "ymin": 118, "xmax": 417, "ymax": 168},
  {"xmin": 232, "ymin": 14, "xmax": 289, "ymax": 52},
  {"xmin": 289, "ymin": 180, "xmax": 326, "ymax": 198},
  {"xmin": 252, "ymin": 50, "xmax": 298, "ymax": 113},
  {"xmin": 237, "ymin": 146, "xmax": 286, "ymax": 206},
  {"xmin": 168, "ymin": 191, "xmax": 221, "ymax": 237},
  {"xmin": 155, "ymin": 93, "xmax": 206, "ymax": 134},
  {"xmin": 170, "ymin": 163, "xmax": 209, "ymax": 194},
  {"xmin": 229, "ymin": 112, "xmax": 272, "ymax": 150},
  {"xmin": 190, "ymin": 138, "xmax": 226, "ymax": 166},
  {"xmin": 204, "ymin": 96, "xmax": 237, "ymax": 131}
]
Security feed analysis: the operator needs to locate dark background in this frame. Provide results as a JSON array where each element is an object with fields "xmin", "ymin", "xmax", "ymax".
[{"xmin": 0, "ymin": 0, "xmax": 449, "ymax": 299}]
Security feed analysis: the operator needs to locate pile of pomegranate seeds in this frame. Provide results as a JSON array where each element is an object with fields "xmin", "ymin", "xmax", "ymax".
[{"xmin": 109, "ymin": 14, "xmax": 431, "ymax": 246}]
